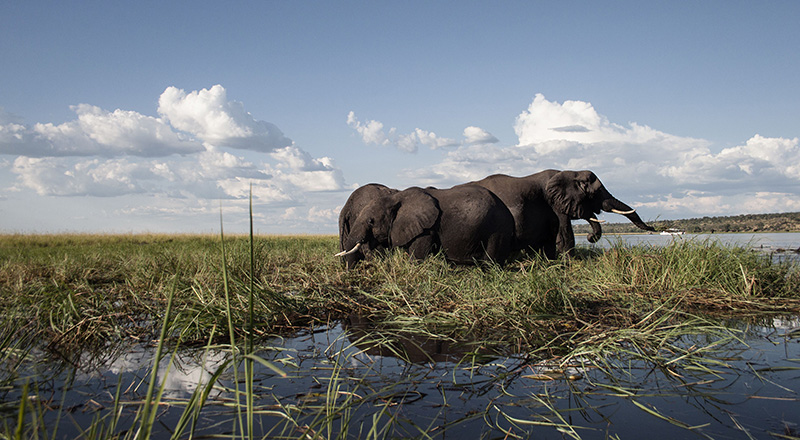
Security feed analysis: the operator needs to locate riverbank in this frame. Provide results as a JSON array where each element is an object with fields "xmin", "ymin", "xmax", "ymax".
[
  {"xmin": 575, "ymin": 211, "xmax": 800, "ymax": 234},
  {"xmin": 2, "ymin": 234, "xmax": 799, "ymax": 438}
]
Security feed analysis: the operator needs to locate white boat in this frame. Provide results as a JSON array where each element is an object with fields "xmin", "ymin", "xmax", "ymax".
[{"xmin": 660, "ymin": 228, "xmax": 685, "ymax": 236}]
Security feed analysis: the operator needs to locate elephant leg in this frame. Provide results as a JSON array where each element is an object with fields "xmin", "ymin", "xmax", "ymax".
[
  {"xmin": 542, "ymin": 242, "xmax": 558, "ymax": 260},
  {"xmin": 406, "ymin": 233, "xmax": 436, "ymax": 260},
  {"xmin": 555, "ymin": 213, "xmax": 576, "ymax": 256}
]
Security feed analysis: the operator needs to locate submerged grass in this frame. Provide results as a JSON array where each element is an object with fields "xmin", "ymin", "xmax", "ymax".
[{"xmin": 1, "ymin": 232, "xmax": 799, "ymax": 438}]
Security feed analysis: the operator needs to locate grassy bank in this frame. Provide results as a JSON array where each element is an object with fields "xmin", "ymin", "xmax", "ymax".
[
  {"xmin": 1, "ymin": 233, "xmax": 798, "ymax": 357},
  {"xmin": 1, "ymin": 233, "xmax": 799, "ymax": 438}
]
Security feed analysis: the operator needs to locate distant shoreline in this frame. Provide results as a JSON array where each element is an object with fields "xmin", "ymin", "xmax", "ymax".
[{"xmin": 575, "ymin": 211, "xmax": 800, "ymax": 235}]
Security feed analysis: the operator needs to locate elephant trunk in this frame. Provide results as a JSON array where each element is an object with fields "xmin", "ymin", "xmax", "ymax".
[
  {"xmin": 601, "ymin": 198, "xmax": 655, "ymax": 232},
  {"xmin": 587, "ymin": 216, "xmax": 604, "ymax": 243}
]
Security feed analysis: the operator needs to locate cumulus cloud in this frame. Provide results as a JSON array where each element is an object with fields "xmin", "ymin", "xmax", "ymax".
[
  {"xmin": 281, "ymin": 205, "xmax": 341, "ymax": 224},
  {"xmin": 158, "ymin": 85, "xmax": 293, "ymax": 151},
  {"xmin": 0, "ymin": 104, "xmax": 202, "ymax": 157},
  {"xmin": 346, "ymin": 111, "xmax": 390, "ymax": 147},
  {"xmin": 404, "ymin": 94, "xmax": 800, "ymax": 218},
  {"xmin": 270, "ymin": 145, "xmax": 346, "ymax": 192},
  {"xmin": 347, "ymin": 111, "xmax": 458, "ymax": 153},
  {"xmin": 11, "ymin": 156, "xmax": 151, "ymax": 196},
  {"xmin": 463, "ymin": 126, "xmax": 499, "ymax": 145},
  {"xmin": 3, "ymin": 85, "xmax": 345, "ymax": 206},
  {"xmin": 661, "ymin": 134, "xmax": 800, "ymax": 188}
]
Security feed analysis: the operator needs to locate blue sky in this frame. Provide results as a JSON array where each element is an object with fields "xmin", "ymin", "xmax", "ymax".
[{"xmin": 2, "ymin": 1, "xmax": 799, "ymax": 234}]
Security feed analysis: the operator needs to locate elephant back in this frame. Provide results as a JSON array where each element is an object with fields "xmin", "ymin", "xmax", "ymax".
[{"xmin": 428, "ymin": 184, "xmax": 515, "ymax": 265}]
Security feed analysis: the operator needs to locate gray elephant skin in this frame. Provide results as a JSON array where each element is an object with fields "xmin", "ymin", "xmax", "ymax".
[
  {"xmin": 338, "ymin": 183, "xmax": 398, "ymax": 265},
  {"xmin": 337, "ymin": 184, "xmax": 515, "ymax": 268},
  {"xmin": 470, "ymin": 169, "xmax": 655, "ymax": 258}
]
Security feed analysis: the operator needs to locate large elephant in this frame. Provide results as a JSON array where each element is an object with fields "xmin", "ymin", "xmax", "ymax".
[
  {"xmin": 336, "ymin": 184, "xmax": 515, "ymax": 268},
  {"xmin": 471, "ymin": 170, "xmax": 655, "ymax": 258}
]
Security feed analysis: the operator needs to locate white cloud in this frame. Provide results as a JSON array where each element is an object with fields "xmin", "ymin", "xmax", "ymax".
[
  {"xmin": 268, "ymin": 145, "xmax": 346, "ymax": 192},
  {"xmin": 414, "ymin": 128, "xmax": 459, "ymax": 149},
  {"xmin": 662, "ymin": 134, "xmax": 800, "ymax": 187},
  {"xmin": 280, "ymin": 205, "xmax": 341, "ymax": 224},
  {"xmin": 0, "ymin": 104, "xmax": 202, "ymax": 157},
  {"xmin": 406, "ymin": 94, "xmax": 800, "ymax": 218},
  {"xmin": 307, "ymin": 205, "xmax": 341, "ymax": 223},
  {"xmin": 11, "ymin": 156, "xmax": 149, "ymax": 196},
  {"xmin": 4, "ymin": 86, "xmax": 346, "ymax": 211},
  {"xmin": 463, "ymin": 126, "xmax": 499, "ymax": 145},
  {"xmin": 346, "ymin": 111, "xmax": 458, "ymax": 153},
  {"xmin": 346, "ymin": 111, "xmax": 390, "ymax": 146},
  {"xmin": 514, "ymin": 94, "xmax": 628, "ymax": 146},
  {"xmin": 639, "ymin": 191, "xmax": 800, "ymax": 216},
  {"xmin": 158, "ymin": 85, "xmax": 293, "ymax": 151}
]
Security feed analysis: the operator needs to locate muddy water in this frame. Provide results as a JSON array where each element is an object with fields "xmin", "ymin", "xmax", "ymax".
[{"xmin": 5, "ymin": 317, "xmax": 799, "ymax": 438}]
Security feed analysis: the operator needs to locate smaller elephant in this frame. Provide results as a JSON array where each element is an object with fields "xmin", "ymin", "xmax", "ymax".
[
  {"xmin": 336, "ymin": 184, "xmax": 515, "ymax": 268},
  {"xmin": 338, "ymin": 183, "xmax": 398, "ymax": 267}
]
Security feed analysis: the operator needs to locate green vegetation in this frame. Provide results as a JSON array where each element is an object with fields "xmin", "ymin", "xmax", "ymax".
[
  {"xmin": 575, "ymin": 211, "xmax": 800, "ymax": 234},
  {"xmin": 1, "ymin": 233, "xmax": 799, "ymax": 438},
  {"xmin": 2, "ymin": 234, "xmax": 797, "ymax": 355}
]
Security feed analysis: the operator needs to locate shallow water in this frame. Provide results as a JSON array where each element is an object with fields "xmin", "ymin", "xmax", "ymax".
[
  {"xmin": 6, "ymin": 317, "xmax": 799, "ymax": 438},
  {"xmin": 579, "ymin": 232, "xmax": 800, "ymax": 263},
  {"xmin": 4, "ymin": 233, "xmax": 800, "ymax": 438},
  {"xmin": 578, "ymin": 231, "xmax": 800, "ymax": 250}
]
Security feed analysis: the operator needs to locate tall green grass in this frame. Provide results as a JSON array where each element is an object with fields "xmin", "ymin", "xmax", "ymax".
[
  {"xmin": 0, "ymin": 232, "xmax": 798, "ymax": 438},
  {"xmin": 1, "ymin": 234, "xmax": 798, "ymax": 358}
]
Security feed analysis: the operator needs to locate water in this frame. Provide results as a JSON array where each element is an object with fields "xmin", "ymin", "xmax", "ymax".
[
  {"xmin": 8, "ymin": 318, "xmax": 798, "ymax": 438},
  {"xmin": 4, "ymin": 233, "xmax": 800, "ymax": 438},
  {"xmin": 578, "ymin": 232, "xmax": 800, "ymax": 263}
]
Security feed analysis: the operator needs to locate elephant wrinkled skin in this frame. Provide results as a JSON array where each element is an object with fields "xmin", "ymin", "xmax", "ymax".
[
  {"xmin": 337, "ymin": 184, "xmax": 515, "ymax": 268},
  {"xmin": 471, "ymin": 169, "xmax": 655, "ymax": 258},
  {"xmin": 338, "ymin": 183, "xmax": 398, "ymax": 267}
]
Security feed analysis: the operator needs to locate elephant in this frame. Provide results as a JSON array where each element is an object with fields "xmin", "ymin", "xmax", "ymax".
[
  {"xmin": 470, "ymin": 169, "xmax": 655, "ymax": 258},
  {"xmin": 336, "ymin": 184, "xmax": 515, "ymax": 268},
  {"xmin": 338, "ymin": 183, "xmax": 398, "ymax": 266}
]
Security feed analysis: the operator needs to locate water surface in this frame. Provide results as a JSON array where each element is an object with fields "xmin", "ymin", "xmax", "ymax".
[{"xmin": 7, "ymin": 317, "xmax": 799, "ymax": 439}]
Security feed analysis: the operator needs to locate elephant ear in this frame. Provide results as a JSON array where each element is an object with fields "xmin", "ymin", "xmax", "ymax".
[
  {"xmin": 545, "ymin": 170, "xmax": 597, "ymax": 219},
  {"xmin": 390, "ymin": 189, "xmax": 440, "ymax": 247}
]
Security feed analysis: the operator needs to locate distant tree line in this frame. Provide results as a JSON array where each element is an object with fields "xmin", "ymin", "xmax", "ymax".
[{"xmin": 574, "ymin": 212, "xmax": 800, "ymax": 234}]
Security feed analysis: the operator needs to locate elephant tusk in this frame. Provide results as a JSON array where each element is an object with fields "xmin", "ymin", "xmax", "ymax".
[
  {"xmin": 611, "ymin": 209, "xmax": 636, "ymax": 215},
  {"xmin": 335, "ymin": 242, "xmax": 362, "ymax": 257},
  {"xmin": 589, "ymin": 218, "xmax": 606, "ymax": 223}
]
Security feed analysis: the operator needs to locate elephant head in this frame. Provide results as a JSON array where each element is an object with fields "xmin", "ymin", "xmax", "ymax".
[
  {"xmin": 544, "ymin": 170, "xmax": 655, "ymax": 243},
  {"xmin": 336, "ymin": 187, "xmax": 440, "ymax": 268}
]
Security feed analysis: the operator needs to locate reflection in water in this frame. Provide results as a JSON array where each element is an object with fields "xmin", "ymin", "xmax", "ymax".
[
  {"xmin": 4, "ymin": 317, "xmax": 798, "ymax": 438},
  {"xmin": 343, "ymin": 314, "xmax": 496, "ymax": 364},
  {"xmin": 84, "ymin": 345, "xmax": 230, "ymax": 397}
]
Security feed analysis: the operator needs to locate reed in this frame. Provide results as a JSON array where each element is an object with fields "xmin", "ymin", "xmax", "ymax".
[{"xmin": 0, "ymin": 232, "xmax": 798, "ymax": 438}]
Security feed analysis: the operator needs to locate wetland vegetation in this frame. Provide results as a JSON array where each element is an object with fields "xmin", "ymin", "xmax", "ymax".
[{"xmin": 1, "ymin": 232, "xmax": 799, "ymax": 438}]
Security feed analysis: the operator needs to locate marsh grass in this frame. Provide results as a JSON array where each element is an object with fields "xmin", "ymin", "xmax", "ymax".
[{"xmin": 1, "ymin": 232, "xmax": 799, "ymax": 438}]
